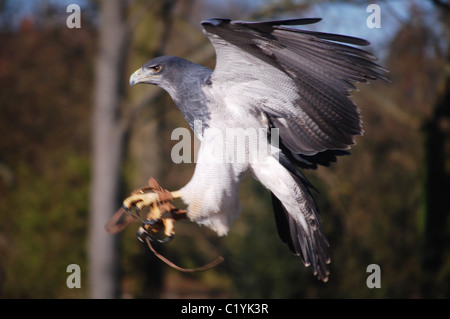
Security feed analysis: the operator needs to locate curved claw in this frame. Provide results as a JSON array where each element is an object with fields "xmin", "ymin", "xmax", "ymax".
[
  {"xmin": 122, "ymin": 204, "xmax": 131, "ymax": 214},
  {"xmin": 137, "ymin": 226, "xmax": 152, "ymax": 243},
  {"xmin": 122, "ymin": 203, "xmax": 143, "ymax": 220},
  {"xmin": 145, "ymin": 218, "xmax": 160, "ymax": 226},
  {"xmin": 137, "ymin": 225, "xmax": 173, "ymax": 244},
  {"xmin": 158, "ymin": 233, "xmax": 174, "ymax": 244}
]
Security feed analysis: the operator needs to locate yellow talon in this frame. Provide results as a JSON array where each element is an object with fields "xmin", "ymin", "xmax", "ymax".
[
  {"xmin": 163, "ymin": 218, "xmax": 175, "ymax": 238},
  {"xmin": 149, "ymin": 203, "xmax": 162, "ymax": 221},
  {"xmin": 122, "ymin": 192, "xmax": 160, "ymax": 210}
]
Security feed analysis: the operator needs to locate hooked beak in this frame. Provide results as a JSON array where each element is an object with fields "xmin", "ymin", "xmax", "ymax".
[{"xmin": 129, "ymin": 68, "xmax": 157, "ymax": 87}]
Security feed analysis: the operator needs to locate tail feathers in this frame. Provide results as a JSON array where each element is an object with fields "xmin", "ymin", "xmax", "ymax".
[{"xmin": 271, "ymin": 180, "xmax": 330, "ymax": 282}]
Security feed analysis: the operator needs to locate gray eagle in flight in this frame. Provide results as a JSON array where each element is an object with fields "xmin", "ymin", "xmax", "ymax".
[{"xmin": 126, "ymin": 18, "xmax": 387, "ymax": 281}]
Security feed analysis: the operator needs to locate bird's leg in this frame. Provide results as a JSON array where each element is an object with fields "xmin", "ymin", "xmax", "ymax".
[{"xmin": 122, "ymin": 178, "xmax": 186, "ymax": 243}]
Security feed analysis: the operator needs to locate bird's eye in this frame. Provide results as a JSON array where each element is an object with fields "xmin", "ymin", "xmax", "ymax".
[{"xmin": 150, "ymin": 65, "xmax": 162, "ymax": 73}]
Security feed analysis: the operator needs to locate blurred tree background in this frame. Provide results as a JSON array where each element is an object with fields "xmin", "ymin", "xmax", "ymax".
[{"xmin": 0, "ymin": 0, "xmax": 449, "ymax": 298}]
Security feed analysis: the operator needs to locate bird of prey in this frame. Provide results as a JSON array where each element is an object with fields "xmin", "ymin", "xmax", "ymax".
[{"xmin": 126, "ymin": 18, "xmax": 387, "ymax": 282}]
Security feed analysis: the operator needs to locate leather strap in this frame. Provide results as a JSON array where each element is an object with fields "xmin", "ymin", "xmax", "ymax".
[{"xmin": 144, "ymin": 237, "xmax": 224, "ymax": 273}]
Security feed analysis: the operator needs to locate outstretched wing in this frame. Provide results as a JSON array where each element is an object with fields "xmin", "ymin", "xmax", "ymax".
[{"xmin": 201, "ymin": 18, "xmax": 387, "ymax": 156}]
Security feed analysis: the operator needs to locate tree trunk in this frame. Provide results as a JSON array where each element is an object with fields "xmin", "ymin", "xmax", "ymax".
[{"xmin": 89, "ymin": 0, "xmax": 130, "ymax": 299}]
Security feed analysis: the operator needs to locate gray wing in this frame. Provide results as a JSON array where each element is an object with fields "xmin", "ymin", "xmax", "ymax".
[{"xmin": 201, "ymin": 18, "xmax": 388, "ymax": 155}]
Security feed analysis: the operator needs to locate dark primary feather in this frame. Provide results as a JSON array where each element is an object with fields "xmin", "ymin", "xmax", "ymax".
[
  {"xmin": 294, "ymin": 150, "xmax": 350, "ymax": 169},
  {"xmin": 233, "ymin": 17, "xmax": 323, "ymax": 29},
  {"xmin": 271, "ymin": 193, "xmax": 330, "ymax": 280}
]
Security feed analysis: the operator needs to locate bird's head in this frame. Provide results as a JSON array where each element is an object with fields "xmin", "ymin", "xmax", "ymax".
[
  {"xmin": 130, "ymin": 55, "xmax": 212, "ymax": 105},
  {"xmin": 130, "ymin": 56, "xmax": 167, "ymax": 87},
  {"xmin": 129, "ymin": 55, "xmax": 209, "ymax": 91}
]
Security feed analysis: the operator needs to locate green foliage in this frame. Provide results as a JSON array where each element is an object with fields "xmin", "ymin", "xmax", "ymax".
[{"xmin": 1, "ymin": 154, "xmax": 90, "ymax": 298}]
